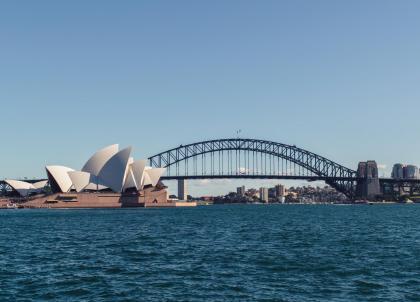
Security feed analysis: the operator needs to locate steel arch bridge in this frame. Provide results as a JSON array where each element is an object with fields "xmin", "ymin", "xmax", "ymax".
[{"xmin": 148, "ymin": 138, "xmax": 358, "ymax": 198}]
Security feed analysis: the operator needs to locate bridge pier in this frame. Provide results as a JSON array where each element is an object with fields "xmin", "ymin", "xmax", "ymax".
[
  {"xmin": 356, "ymin": 161, "xmax": 381, "ymax": 200},
  {"xmin": 178, "ymin": 179, "xmax": 188, "ymax": 201}
]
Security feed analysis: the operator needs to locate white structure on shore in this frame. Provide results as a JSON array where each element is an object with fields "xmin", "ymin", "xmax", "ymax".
[
  {"xmin": 5, "ymin": 144, "xmax": 166, "ymax": 196},
  {"xmin": 45, "ymin": 165, "xmax": 75, "ymax": 193},
  {"xmin": 4, "ymin": 179, "xmax": 47, "ymax": 197}
]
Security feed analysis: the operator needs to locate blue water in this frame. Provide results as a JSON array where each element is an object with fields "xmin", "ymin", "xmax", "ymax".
[{"xmin": 1, "ymin": 205, "xmax": 420, "ymax": 301}]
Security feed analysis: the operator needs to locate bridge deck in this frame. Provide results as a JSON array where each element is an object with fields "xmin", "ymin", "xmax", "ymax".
[{"xmin": 160, "ymin": 175, "xmax": 360, "ymax": 181}]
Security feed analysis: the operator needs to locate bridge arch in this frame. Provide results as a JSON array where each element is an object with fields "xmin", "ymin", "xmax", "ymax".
[{"xmin": 148, "ymin": 138, "xmax": 357, "ymax": 197}]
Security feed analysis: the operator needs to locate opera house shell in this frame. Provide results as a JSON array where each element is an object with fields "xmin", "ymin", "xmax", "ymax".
[
  {"xmin": 4, "ymin": 145, "xmax": 167, "ymax": 200},
  {"xmin": 3, "ymin": 179, "xmax": 48, "ymax": 197}
]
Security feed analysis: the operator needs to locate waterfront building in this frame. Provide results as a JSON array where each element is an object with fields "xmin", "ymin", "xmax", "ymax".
[
  {"xmin": 41, "ymin": 145, "xmax": 166, "ymax": 194},
  {"xmin": 5, "ymin": 145, "xmax": 165, "ymax": 196},
  {"xmin": 403, "ymin": 165, "xmax": 419, "ymax": 179},
  {"xmin": 392, "ymin": 164, "xmax": 405, "ymax": 179},
  {"xmin": 1, "ymin": 144, "xmax": 181, "ymax": 208},
  {"xmin": 259, "ymin": 187, "xmax": 269, "ymax": 203},
  {"xmin": 247, "ymin": 188, "xmax": 259, "ymax": 199},
  {"xmin": 392, "ymin": 164, "xmax": 419, "ymax": 179},
  {"xmin": 3, "ymin": 179, "xmax": 47, "ymax": 197},
  {"xmin": 275, "ymin": 184, "xmax": 285, "ymax": 198},
  {"xmin": 275, "ymin": 184, "xmax": 285, "ymax": 203},
  {"xmin": 237, "ymin": 186, "xmax": 245, "ymax": 197}
]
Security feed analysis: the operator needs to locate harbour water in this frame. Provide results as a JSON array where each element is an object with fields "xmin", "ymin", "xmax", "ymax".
[{"xmin": 1, "ymin": 205, "xmax": 420, "ymax": 301}]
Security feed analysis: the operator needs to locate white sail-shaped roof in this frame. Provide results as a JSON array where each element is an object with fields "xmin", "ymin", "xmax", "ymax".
[
  {"xmin": 97, "ymin": 147, "xmax": 132, "ymax": 192},
  {"xmin": 122, "ymin": 157, "xmax": 137, "ymax": 190},
  {"xmin": 82, "ymin": 144, "xmax": 119, "ymax": 176},
  {"xmin": 122, "ymin": 157, "xmax": 134, "ymax": 187},
  {"xmin": 33, "ymin": 180, "xmax": 48, "ymax": 189},
  {"xmin": 123, "ymin": 169, "xmax": 137, "ymax": 190},
  {"xmin": 68, "ymin": 171, "xmax": 91, "ymax": 192},
  {"xmin": 84, "ymin": 182, "xmax": 108, "ymax": 191},
  {"xmin": 5, "ymin": 179, "xmax": 35, "ymax": 196},
  {"xmin": 143, "ymin": 167, "xmax": 152, "ymax": 186},
  {"xmin": 46, "ymin": 165, "xmax": 75, "ymax": 193},
  {"xmin": 143, "ymin": 173, "xmax": 152, "ymax": 186},
  {"xmin": 68, "ymin": 171, "xmax": 108, "ymax": 192},
  {"xmin": 145, "ymin": 168, "xmax": 166, "ymax": 187},
  {"xmin": 131, "ymin": 159, "xmax": 147, "ymax": 189},
  {"xmin": 42, "ymin": 144, "xmax": 166, "ymax": 194}
]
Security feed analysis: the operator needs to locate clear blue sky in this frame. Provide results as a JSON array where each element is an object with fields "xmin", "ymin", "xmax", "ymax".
[{"xmin": 1, "ymin": 1, "xmax": 420, "ymax": 195}]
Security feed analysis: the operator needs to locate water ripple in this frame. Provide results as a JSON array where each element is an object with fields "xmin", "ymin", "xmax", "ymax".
[{"xmin": 1, "ymin": 205, "xmax": 420, "ymax": 301}]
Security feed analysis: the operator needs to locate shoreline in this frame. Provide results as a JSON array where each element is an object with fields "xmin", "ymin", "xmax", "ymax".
[{"xmin": 2, "ymin": 201, "xmax": 417, "ymax": 210}]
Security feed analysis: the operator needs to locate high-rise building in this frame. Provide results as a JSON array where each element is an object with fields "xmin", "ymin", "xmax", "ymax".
[
  {"xmin": 392, "ymin": 164, "xmax": 419, "ymax": 179},
  {"xmin": 275, "ymin": 184, "xmax": 285, "ymax": 203},
  {"xmin": 392, "ymin": 164, "xmax": 404, "ymax": 179},
  {"xmin": 237, "ymin": 186, "xmax": 245, "ymax": 197},
  {"xmin": 275, "ymin": 184, "xmax": 285, "ymax": 198},
  {"xmin": 178, "ymin": 179, "xmax": 188, "ymax": 200},
  {"xmin": 259, "ymin": 187, "xmax": 269, "ymax": 203},
  {"xmin": 404, "ymin": 165, "xmax": 419, "ymax": 179}
]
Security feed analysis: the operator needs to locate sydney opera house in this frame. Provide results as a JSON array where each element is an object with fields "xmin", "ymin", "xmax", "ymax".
[{"xmin": 1, "ymin": 145, "xmax": 189, "ymax": 208}]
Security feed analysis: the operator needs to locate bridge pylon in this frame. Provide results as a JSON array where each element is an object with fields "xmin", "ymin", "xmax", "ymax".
[
  {"xmin": 178, "ymin": 179, "xmax": 188, "ymax": 201},
  {"xmin": 355, "ymin": 161, "xmax": 380, "ymax": 200}
]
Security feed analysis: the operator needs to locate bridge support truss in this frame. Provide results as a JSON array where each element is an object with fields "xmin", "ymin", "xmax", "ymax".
[{"xmin": 149, "ymin": 138, "xmax": 358, "ymax": 198}]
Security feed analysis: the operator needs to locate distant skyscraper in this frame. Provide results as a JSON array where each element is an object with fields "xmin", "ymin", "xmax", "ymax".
[
  {"xmin": 275, "ymin": 184, "xmax": 285, "ymax": 198},
  {"xmin": 237, "ymin": 186, "xmax": 245, "ymax": 197},
  {"xmin": 392, "ymin": 164, "xmax": 404, "ymax": 179},
  {"xmin": 404, "ymin": 165, "xmax": 419, "ymax": 179},
  {"xmin": 259, "ymin": 187, "xmax": 269, "ymax": 203}
]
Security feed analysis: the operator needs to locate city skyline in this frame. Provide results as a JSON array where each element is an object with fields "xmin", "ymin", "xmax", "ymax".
[{"xmin": 2, "ymin": 1, "xmax": 420, "ymax": 196}]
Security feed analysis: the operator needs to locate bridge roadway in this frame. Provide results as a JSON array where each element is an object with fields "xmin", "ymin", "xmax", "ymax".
[{"xmin": 160, "ymin": 175, "xmax": 360, "ymax": 181}]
